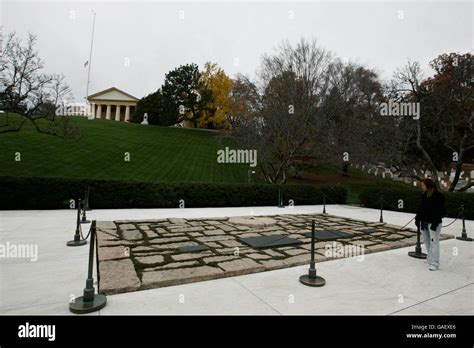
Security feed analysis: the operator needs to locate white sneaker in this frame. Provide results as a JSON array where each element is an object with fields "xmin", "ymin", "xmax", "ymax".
[{"xmin": 429, "ymin": 265, "xmax": 438, "ymax": 271}]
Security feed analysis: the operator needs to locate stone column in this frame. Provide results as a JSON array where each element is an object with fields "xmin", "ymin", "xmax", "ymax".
[
  {"xmin": 115, "ymin": 105, "xmax": 121, "ymax": 121},
  {"xmin": 106, "ymin": 105, "xmax": 111, "ymax": 120},
  {"xmin": 91, "ymin": 103, "xmax": 96, "ymax": 118},
  {"xmin": 97, "ymin": 104, "xmax": 102, "ymax": 119},
  {"xmin": 125, "ymin": 106, "xmax": 130, "ymax": 122}
]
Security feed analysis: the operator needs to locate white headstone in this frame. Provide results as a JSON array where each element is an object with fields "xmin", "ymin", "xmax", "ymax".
[
  {"xmin": 141, "ymin": 113, "xmax": 149, "ymax": 125},
  {"xmin": 455, "ymin": 179, "xmax": 468, "ymax": 190}
]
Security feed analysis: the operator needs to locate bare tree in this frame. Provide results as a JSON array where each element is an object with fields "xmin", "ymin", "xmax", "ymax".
[
  {"xmin": 386, "ymin": 55, "xmax": 473, "ymax": 191},
  {"xmin": 232, "ymin": 38, "xmax": 334, "ymax": 184},
  {"xmin": 319, "ymin": 61, "xmax": 384, "ymax": 175},
  {"xmin": 430, "ymin": 53, "xmax": 473, "ymax": 191},
  {"xmin": 387, "ymin": 60, "xmax": 444, "ymax": 188},
  {"xmin": 0, "ymin": 32, "xmax": 78, "ymax": 138}
]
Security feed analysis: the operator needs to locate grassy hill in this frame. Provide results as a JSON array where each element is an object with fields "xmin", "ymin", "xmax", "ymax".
[{"xmin": 0, "ymin": 115, "xmax": 250, "ymax": 183}]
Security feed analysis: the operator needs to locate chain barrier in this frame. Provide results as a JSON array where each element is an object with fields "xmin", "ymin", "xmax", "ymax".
[
  {"xmin": 80, "ymin": 224, "xmax": 92, "ymax": 240},
  {"xmin": 324, "ymin": 195, "xmax": 366, "ymax": 210},
  {"xmin": 324, "ymin": 195, "xmax": 465, "ymax": 231},
  {"xmin": 441, "ymin": 209, "xmax": 463, "ymax": 228}
]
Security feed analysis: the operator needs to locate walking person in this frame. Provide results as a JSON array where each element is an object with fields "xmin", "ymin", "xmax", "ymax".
[{"xmin": 415, "ymin": 178, "xmax": 447, "ymax": 271}]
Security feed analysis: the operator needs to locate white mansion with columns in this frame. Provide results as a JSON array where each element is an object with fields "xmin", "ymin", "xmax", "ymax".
[{"xmin": 87, "ymin": 87, "xmax": 139, "ymax": 122}]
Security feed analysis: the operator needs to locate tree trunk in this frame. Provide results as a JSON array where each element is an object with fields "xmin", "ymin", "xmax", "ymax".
[
  {"xmin": 342, "ymin": 162, "xmax": 349, "ymax": 177},
  {"xmin": 416, "ymin": 120, "xmax": 440, "ymax": 190},
  {"xmin": 448, "ymin": 160, "xmax": 463, "ymax": 192},
  {"xmin": 280, "ymin": 170, "xmax": 287, "ymax": 184},
  {"xmin": 448, "ymin": 129, "xmax": 468, "ymax": 192}
]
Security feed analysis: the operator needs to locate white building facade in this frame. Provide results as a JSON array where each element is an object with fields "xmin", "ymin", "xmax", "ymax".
[{"xmin": 87, "ymin": 87, "xmax": 139, "ymax": 122}]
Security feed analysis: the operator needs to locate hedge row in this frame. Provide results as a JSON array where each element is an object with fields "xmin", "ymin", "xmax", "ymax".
[
  {"xmin": 359, "ymin": 186, "xmax": 474, "ymax": 220},
  {"xmin": 0, "ymin": 176, "xmax": 347, "ymax": 210}
]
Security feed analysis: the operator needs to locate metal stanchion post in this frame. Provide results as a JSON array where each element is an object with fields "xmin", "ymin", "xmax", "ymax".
[
  {"xmin": 323, "ymin": 194, "xmax": 327, "ymax": 214},
  {"xmin": 379, "ymin": 195, "xmax": 384, "ymax": 223},
  {"xmin": 84, "ymin": 186, "xmax": 91, "ymax": 211},
  {"xmin": 408, "ymin": 224, "xmax": 427, "ymax": 259},
  {"xmin": 70, "ymin": 220, "xmax": 107, "ymax": 314},
  {"xmin": 80, "ymin": 198, "xmax": 91, "ymax": 224},
  {"xmin": 278, "ymin": 187, "xmax": 284, "ymax": 208},
  {"xmin": 67, "ymin": 199, "xmax": 87, "ymax": 247},
  {"xmin": 299, "ymin": 220, "xmax": 326, "ymax": 287},
  {"xmin": 456, "ymin": 204, "xmax": 473, "ymax": 242}
]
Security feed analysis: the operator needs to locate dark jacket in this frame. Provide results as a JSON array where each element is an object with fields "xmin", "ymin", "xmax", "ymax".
[{"xmin": 415, "ymin": 191, "xmax": 447, "ymax": 226}]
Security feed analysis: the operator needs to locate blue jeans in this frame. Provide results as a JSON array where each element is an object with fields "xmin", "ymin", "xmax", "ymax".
[{"xmin": 421, "ymin": 223, "xmax": 441, "ymax": 267}]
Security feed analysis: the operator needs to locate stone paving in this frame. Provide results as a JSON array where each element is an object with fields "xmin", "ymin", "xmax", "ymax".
[{"xmin": 96, "ymin": 214, "xmax": 453, "ymax": 295}]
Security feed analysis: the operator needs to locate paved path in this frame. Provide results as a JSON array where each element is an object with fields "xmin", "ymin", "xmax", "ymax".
[{"xmin": 1, "ymin": 205, "xmax": 472, "ymax": 315}]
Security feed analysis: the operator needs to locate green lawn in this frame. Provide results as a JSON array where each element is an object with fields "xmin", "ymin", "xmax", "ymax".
[{"xmin": 0, "ymin": 115, "xmax": 250, "ymax": 183}]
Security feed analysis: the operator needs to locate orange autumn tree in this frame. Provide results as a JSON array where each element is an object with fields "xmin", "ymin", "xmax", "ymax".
[{"xmin": 198, "ymin": 62, "xmax": 233, "ymax": 129}]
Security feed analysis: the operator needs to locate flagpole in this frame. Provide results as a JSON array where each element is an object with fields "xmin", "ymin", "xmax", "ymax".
[{"xmin": 85, "ymin": 10, "xmax": 96, "ymax": 119}]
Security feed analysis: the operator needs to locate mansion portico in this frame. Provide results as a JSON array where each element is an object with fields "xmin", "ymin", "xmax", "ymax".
[{"xmin": 87, "ymin": 87, "xmax": 139, "ymax": 122}]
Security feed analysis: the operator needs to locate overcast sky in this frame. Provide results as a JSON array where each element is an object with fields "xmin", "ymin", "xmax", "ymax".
[{"xmin": 1, "ymin": 0, "xmax": 472, "ymax": 102}]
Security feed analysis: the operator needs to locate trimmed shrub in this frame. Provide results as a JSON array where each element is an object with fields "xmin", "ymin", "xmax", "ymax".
[
  {"xmin": 0, "ymin": 176, "xmax": 347, "ymax": 210},
  {"xmin": 359, "ymin": 186, "xmax": 474, "ymax": 220}
]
